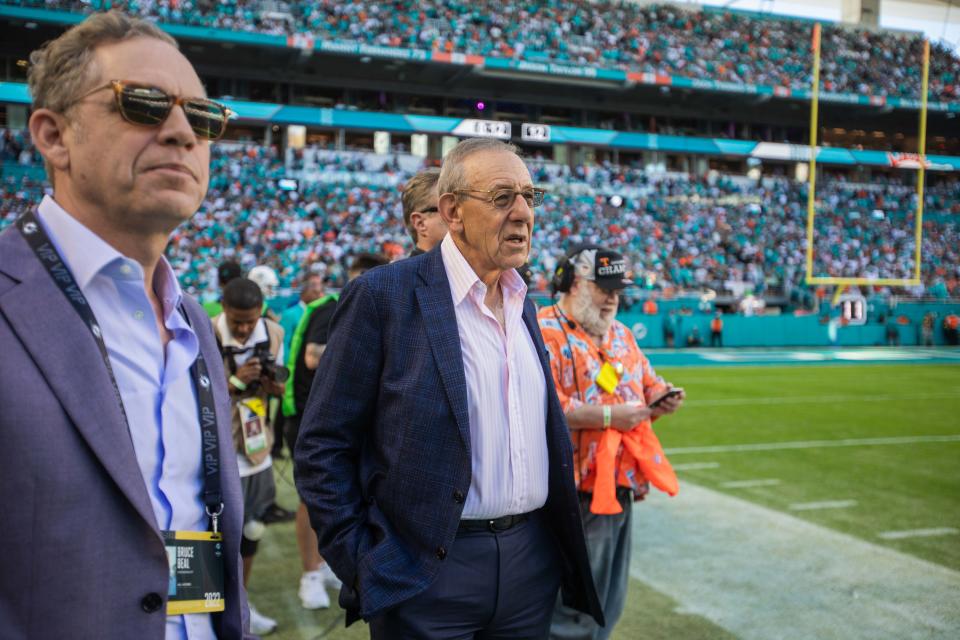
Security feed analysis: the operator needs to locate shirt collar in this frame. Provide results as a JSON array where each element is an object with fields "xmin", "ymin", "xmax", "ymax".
[
  {"xmin": 216, "ymin": 313, "xmax": 267, "ymax": 349},
  {"xmin": 154, "ymin": 253, "xmax": 185, "ymax": 323},
  {"xmin": 36, "ymin": 195, "xmax": 124, "ymax": 291},
  {"xmin": 35, "ymin": 195, "xmax": 184, "ymax": 315},
  {"xmin": 440, "ymin": 233, "xmax": 528, "ymax": 305}
]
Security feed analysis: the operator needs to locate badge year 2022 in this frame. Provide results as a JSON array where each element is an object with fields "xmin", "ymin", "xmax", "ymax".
[{"xmin": 163, "ymin": 530, "xmax": 226, "ymax": 614}]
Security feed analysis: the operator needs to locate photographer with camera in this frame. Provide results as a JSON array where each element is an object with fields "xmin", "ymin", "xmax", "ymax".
[{"xmin": 213, "ymin": 277, "xmax": 287, "ymax": 636}]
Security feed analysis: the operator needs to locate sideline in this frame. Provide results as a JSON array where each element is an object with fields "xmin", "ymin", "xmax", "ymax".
[
  {"xmin": 681, "ymin": 391, "xmax": 960, "ymax": 407},
  {"xmin": 665, "ymin": 434, "xmax": 960, "ymax": 455},
  {"xmin": 631, "ymin": 482, "xmax": 960, "ymax": 640},
  {"xmin": 646, "ymin": 347, "xmax": 960, "ymax": 368}
]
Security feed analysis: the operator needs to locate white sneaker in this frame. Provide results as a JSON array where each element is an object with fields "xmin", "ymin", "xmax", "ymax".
[
  {"xmin": 318, "ymin": 563, "xmax": 342, "ymax": 590},
  {"xmin": 248, "ymin": 603, "xmax": 277, "ymax": 636},
  {"xmin": 298, "ymin": 570, "xmax": 331, "ymax": 610}
]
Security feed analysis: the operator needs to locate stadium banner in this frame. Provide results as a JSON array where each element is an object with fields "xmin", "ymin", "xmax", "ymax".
[
  {"xmin": 452, "ymin": 119, "xmax": 512, "ymax": 140},
  {"xmin": 886, "ymin": 153, "xmax": 955, "ymax": 172},
  {"xmin": 404, "ymin": 115, "xmax": 463, "ymax": 134},
  {"xmin": 928, "ymin": 155, "xmax": 960, "ymax": 171},
  {"xmin": 521, "ymin": 123, "xmax": 552, "ymax": 143},
  {"xmin": 0, "ymin": 82, "xmax": 31, "ymax": 104},
  {"xmin": 751, "ymin": 142, "xmax": 814, "ymax": 162},
  {"xmin": 482, "ymin": 58, "xmax": 626, "ymax": 82},
  {"xmin": 431, "ymin": 52, "xmax": 485, "ymax": 66},
  {"xmin": 714, "ymin": 139, "xmax": 762, "ymax": 155},
  {"xmin": 1, "ymin": 6, "xmax": 958, "ymax": 114},
  {"xmin": 1, "ymin": 78, "xmax": 956, "ymax": 169},
  {"xmin": 750, "ymin": 142, "xmax": 857, "ymax": 165},
  {"xmin": 287, "ymin": 34, "xmax": 315, "ymax": 52},
  {"xmin": 314, "ymin": 40, "xmax": 430, "ymax": 62},
  {"xmin": 820, "ymin": 92, "xmax": 865, "ymax": 105}
]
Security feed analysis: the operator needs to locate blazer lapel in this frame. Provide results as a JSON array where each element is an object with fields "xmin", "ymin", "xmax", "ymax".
[
  {"xmin": 0, "ymin": 230, "xmax": 159, "ymax": 533},
  {"xmin": 414, "ymin": 251, "xmax": 472, "ymax": 456}
]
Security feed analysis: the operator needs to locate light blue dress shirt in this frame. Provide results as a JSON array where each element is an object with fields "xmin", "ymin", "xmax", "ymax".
[{"xmin": 36, "ymin": 196, "xmax": 216, "ymax": 640}]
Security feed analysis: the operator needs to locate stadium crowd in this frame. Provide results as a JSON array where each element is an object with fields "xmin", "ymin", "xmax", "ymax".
[
  {"xmin": 2, "ymin": 139, "xmax": 958, "ymax": 302},
  {"xmin": 11, "ymin": 0, "xmax": 959, "ymax": 102},
  {"xmin": 5, "ymin": 12, "xmax": 955, "ymax": 640},
  {"xmin": 0, "ymin": 128, "xmax": 43, "ymax": 165}
]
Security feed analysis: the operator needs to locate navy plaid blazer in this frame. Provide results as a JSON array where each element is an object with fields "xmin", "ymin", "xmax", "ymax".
[{"xmin": 295, "ymin": 246, "xmax": 604, "ymax": 627}]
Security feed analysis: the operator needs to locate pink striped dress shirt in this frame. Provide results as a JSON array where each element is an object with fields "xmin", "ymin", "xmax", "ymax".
[{"xmin": 440, "ymin": 234, "xmax": 549, "ymax": 519}]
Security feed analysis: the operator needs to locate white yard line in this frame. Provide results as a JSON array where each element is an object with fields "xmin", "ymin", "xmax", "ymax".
[
  {"xmin": 720, "ymin": 479, "xmax": 781, "ymax": 489},
  {"xmin": 630, "ymin": 482, "xmax": 960, "ymax": 640},
  {"xmin": 878, "ymin": 528, "xmax": 960, "ymax": 541},
  {"xmin": 682, "ymin": 392, "xmax": 960, "ymax": 407},
  {"xmin": 693, "ymin": 348, "xmax": 960, "ymax": 363},
  {"xmin": 789, "ymin": 499, "xmax": 859, "ymax": 511},
  {"xmin": 672, "ymin": 462, "xmax": 721, "ymax": 471},
  {"xmin": 666, "ymin": 434, "xmax": 960, "ymax": 455}
]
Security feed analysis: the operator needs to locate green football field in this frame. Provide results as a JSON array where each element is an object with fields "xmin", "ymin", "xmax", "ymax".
[{"xmin": 249, "ymin": 362, "xmax": 960, "ymax": 639}]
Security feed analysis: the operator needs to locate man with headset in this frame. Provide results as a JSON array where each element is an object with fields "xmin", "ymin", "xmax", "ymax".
[{"xmin": 538, "ymin": 245, "xmax": 685, "ymax": 640}]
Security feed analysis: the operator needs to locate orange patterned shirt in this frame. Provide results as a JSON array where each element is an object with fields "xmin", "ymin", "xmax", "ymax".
[{"xmin": 537, "ymin": 305, "xmax": 670, "ymax": 497}]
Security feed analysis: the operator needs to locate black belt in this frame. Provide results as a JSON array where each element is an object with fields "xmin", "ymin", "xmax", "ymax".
[{"xmin": 458, "ymin": 512, "xmax": 531, "ymax": 534}]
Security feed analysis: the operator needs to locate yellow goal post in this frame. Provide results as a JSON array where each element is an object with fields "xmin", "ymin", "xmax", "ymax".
[{"xmin": 804, "ymin": 23, "xmax": 929, "ymax": 288}]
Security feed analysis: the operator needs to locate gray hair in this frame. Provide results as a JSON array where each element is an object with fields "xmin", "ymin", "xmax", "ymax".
[
  {"xmin": 28, "ymin": 11, "xmax": 177, "ymax": 185},
  {"xmin": 438, "ymin": 138, "xmax": 521, "ymax": 195},
  {"xmin": 28, "ymin": 10, "xmax": 177, "ymax": 115}
]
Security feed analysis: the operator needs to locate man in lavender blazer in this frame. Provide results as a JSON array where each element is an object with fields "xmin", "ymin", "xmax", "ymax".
[{"xmin": 0, "ymin": 12, "xmax": 249, "ymax": 639}]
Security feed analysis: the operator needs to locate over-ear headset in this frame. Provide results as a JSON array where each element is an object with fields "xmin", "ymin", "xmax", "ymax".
[
  {"xmin": 551, "ymin": 243, "xmax": 602, "ymax": 295},
  {"xmin": 550, "ymin": 244, "xmax": 603, "ymax": 407}
]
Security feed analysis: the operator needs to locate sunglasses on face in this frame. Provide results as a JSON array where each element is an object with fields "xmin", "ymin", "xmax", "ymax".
[
  {"xmin": 454, "ymin": 187, "xmax": 546, "ymax": 210},
  {"xmin": 73, "ymin": 80, "xmax": 232, "ymax": 140}
]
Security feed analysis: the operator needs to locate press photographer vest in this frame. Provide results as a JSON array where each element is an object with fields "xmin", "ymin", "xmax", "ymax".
[{"xmin": 212, "ymin": 315, "xmax": 283, "ymax": 464}]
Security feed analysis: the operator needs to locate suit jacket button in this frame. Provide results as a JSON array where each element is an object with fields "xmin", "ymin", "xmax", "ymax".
[
  {"xmin": 436, "ymin": 546, "xmax": 447, "ymax": 560},
  {"xmin": 453, "ymin": 490, "xmax": 465, "ymax": 503},
  {"xmin": 141, "ymin": 592, "xmax": 164, "ymax": 613}
]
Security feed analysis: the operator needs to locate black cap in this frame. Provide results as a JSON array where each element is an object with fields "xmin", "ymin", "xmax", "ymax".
[
  {"xmin": 218, "ymin": 260, "xmax": 242, "ymax": 287},
  {"xmin": 573, "ymin": 248, "xmax": 633, "ymax": 290}
]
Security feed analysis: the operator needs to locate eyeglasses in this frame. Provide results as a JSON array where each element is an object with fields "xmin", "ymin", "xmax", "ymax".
[
  {"xmin": 453, "ymin": 187, "xmax": 545, "ymax": 210},
  {"xmin": 418, "ymin": 206, "xmax": 439, "ymax": 214},
  {"xmin": 72, "ymin": 80, "xmax": 232, "ymax": 140}
]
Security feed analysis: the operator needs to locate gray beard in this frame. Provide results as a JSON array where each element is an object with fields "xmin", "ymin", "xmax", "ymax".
[{"xmin": 569, "ymin": 285, "xmax": 613, "ymax": 338}]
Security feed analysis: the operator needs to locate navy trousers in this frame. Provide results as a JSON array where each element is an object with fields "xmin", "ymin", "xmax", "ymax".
[{"xmin": 370, "ymin": 512, "xmax": 562, "ymax": 639}]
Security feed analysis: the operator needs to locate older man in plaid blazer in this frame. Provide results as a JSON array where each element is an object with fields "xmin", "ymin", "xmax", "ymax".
[{"xmin": 295, "ymin": 138, "xmax": 603, "ymax": 638}]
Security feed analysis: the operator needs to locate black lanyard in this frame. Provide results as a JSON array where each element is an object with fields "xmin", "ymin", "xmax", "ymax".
[{"xmin": 17, "ymin": 210, "xmax": 224, "ymax": 532}]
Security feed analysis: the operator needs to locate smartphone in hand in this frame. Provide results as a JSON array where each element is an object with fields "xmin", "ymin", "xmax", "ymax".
[{"xmin": 649, "ymin": 387, "xmax": 684, "ymax": 409}]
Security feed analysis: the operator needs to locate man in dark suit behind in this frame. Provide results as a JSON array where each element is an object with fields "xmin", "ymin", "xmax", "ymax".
[
  {"xmin": 401, "ymin": 167, "xmax": 445, "ymax": 257},
  {"xmin": 295, "ymin": 138, "xmax": 604, "ymax": 637},
  {"xmin": 0, "ymin": 11, "xmax": 250, "ymax": 639}
]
